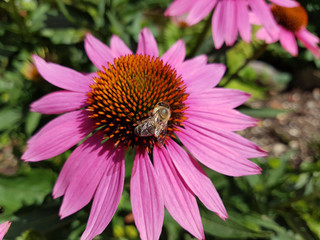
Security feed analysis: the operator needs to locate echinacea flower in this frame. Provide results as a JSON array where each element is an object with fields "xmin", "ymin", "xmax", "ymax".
[
  {"xmin": 256, "ymin": 2, "xmax": 320, "ymax": 58},
  {"xmin": 22, "ymin": 28, "xmax": 266, "ymax": 240},
  {"xmin": 0, "ymin": 221, "xmax": 11, "ymax": 240},
  {"xmin": 165, "ymin": 0, "xmax": 298, "ymax": 49}
]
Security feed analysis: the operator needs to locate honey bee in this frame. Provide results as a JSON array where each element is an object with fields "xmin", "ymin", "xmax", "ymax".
[{"xmin": 134, "ymin": 102, "xmax": 171, "ymax": 147}]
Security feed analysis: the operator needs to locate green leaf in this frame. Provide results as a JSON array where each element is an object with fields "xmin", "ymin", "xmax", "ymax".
[
  {"xmin": 25, "ymin": 112, "xmax": 42, "ymax": 136},
  {"xmin": 0, "ymin": 107, "xmax": 22, "ymax": 131},
  {"xmin": 5, "ymin": 202, "xmax": 77, "ymax": 240},
  {"xmin": 225, "ymin": 79, "xmax": 266, "ymax": 100},
  {"xmin": 28, "ymin": 4, "xmax": 50, "ymax": 32},
  {"xmin": 202, "ymin": 211, "xmax": 273, "ymax": 239},
  {"xmin": 0, "ymin": 168, "xmax": 57, "ymax": 214},
  {"xmin": 239, "ymin": 108, "xmax": 288, "ymax": 118},
  {"xmin": 41, "ymin": 29, "xmax": 87, "ymax": 45}
]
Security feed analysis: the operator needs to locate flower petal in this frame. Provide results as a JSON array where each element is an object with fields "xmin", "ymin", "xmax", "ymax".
[
  {"xmin": 110, "ymin": 35, "xmax": 133, "ymax": 57},
  {"xmin": 84, "ymin": 33, "xmax": 115, "ymax": 71},
  {"xmin": 153, "ymin": 147, "xmax": 204, "ymax": 240},
  {"xmin": 248, "ymin": 0, "xmax": 279, "ymax": 41},
  {"xmin": 161, "ymin": 40, "xmax": 186, "ymax": 67},
  {"xmin": 136, "ymin": 28, "xmax": 159, "ymax": 58},
  {"xmin": 176, "ymin": 54, "xmax": 208, "ymax": 76},
  {"xmin": 131, "ymin": 149, "xmax": 164, "ymax": 240},
  {"xmin": 53, "ymin": 136, "xmax": 98, "ymax": 199},
  {"xmin": 186, "ymin": 88, "xmax": 251, "ymax": 109},
  {"xmin": 176, "ymin": 123, "xmax": 263, "ymax": 177},
  {"xmin": 0, "ymin": 221, "xmax": 11, "ymax": 240},
  {"xmin": 30, "ymin": 91, "xmax": 88, "ymax": 114},
  {"xmin": 165, "ymin": 0, "xmax": 194, "ymax": 16},
  {"xmin": 185, "ymin": 0, "xmax": 217, "ymax": 26},
  {"xmin": 59, "ymin": 135, "xmax": 117, "ymax": 218},
  {"xmin": 256, "ymin": 27, "xmax": 278, "ymax": 44},
  {"xmin": 279, "ymin": 27, "xmax": 298, "ymax": 56},
  {"xmin": 212, "ymin": 1, "xmax": 225, "ymax": 49},
  {"xmin": 80, "ymin": 145, "xmax": 125, "ymax": 240},
  {"xmin": 222, "ymin": 0, "xmax": 238, "ymax": 46},
  {"xmin": 269, "ymin": 0, "xmax": 299, "ymax": 8},
  {"xmin": 184, "ymin": 63, "xmax": 226, "ymax": 92},
  {"xmin": 22, "ymin": 110, "xmax": 93, "ymax": 162},
  {"xmin": 185, "ymin": 120, "xmax": 266, "ymax": 158},
  {"xmin": 296, "ymin": 28, "xmax": 320, "ymax": 59},
  {"xmin": 33, "ymin": 55, "xmax": 92, "ymax": 92},
  {"xmin": 185, "ymin": 106, "xmax": 258, "ymax": 131},
  {"xmin": 166, "ymin": 139, "xmax": 228, "ymax": 220},
  {"xmin": 236, "ymin": 0, "xmax": 251, "ymax": 43}
]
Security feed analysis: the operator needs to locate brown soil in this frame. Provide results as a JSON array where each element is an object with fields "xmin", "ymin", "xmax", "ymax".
[{"xmin": 241, "ymin": 88, "xmax": 320, "ymax": 168}]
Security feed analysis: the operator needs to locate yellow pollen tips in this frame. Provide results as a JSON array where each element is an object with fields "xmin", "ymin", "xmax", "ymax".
[
  {"xmin": 271, "ymin": 3, "xmax": 308, "ymax": 32},
  {"xmin": 86, "ymin": 54, "xmax": 188, "ymax": 149}
]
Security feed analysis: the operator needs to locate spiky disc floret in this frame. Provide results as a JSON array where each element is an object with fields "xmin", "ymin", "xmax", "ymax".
[
  {"xmin": 86, "ymin": 54, "xmax": 188, "ymax": 150},
  {"xmin": 271, "ymin": 4, "xmax": 308, "ymax": 32}
]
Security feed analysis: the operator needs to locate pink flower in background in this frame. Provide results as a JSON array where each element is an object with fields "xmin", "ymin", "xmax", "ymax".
[
  {"xmin": 165, "ymin": 0, "xmax": 298, "ymax": 49},
  {"xmin": 0, "ymin": 221, "xmax": 11, "ymax": 240},
  {"xmin": 22, "ymin": 28, "xmax": 266, "ymax": 240},
  {"xmin": 256, "ymin": 2, "xmax": 320, "ymax": 58}
]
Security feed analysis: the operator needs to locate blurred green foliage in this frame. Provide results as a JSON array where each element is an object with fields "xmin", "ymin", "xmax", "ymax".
[{"xmin": 0, "ymin": 0, "xmax": 320, "ymax": 239}]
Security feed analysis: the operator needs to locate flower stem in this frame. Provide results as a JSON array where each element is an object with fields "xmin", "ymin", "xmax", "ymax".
[
  {"xmin": 187, "ymin": 12, "xmax": 213, "ymax": 58},
  {"xmin": 220, "ymin": 43, "xmax": 267, "ymax": 87}
]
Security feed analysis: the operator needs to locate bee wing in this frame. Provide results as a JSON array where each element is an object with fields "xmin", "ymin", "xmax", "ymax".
[
  {"xmin": 154, "ymin": 112, "xmax": 168, "ymax": 147},
  {"xmin": 156, "ymin": 127, "xmax": 167, "ymax": 147},
  {"xmin": 134, "ymin": 118, "xmax": 155, "ymax": 137}
]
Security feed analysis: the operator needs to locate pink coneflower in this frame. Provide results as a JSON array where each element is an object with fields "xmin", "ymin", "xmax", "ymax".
[
  {"xmin": 22, "ymin": 28, "xmax": 266, "ymax": 240},
  {"xmin": 256, "ymin": 2, "xmax": 320, "ymax": 58},
  {"xmin": 0, "ymin": 221, "xmax": 11, "ymax": 240},
  {"xmin": 165, "ymin": 0, "xmax": 298, "ymax": 49}
]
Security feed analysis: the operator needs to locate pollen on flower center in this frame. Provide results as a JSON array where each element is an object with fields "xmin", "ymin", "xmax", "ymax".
[
  {"xmin": 271, "ymin": 4, "xmax": 308, "ymax": 32},
  {"xmin": 86, "ymin": 54, "xmax": 188, "ymax": 150}
]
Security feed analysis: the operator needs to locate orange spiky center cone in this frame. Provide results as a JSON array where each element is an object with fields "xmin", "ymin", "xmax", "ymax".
[
  {"xmin": 271, "ymin": 3, "xmax": 308, "ymax": 32},
  {"xmin": 86, "ymin": 54, "xmax": 188, "ymax": 150}
]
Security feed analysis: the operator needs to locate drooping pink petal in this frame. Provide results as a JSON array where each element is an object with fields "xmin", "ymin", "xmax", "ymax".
[
  {"xmin": 184, "ymin": 63, "xmax": 226, "ymax": 92},
  {"xmin": 0, "ymin": 221, "xmax": 11, "ymax": 240},
  {"xmin": 30, "ymin": 91, "xmax": 88, "ymax": 114},
  {"xmin": 249, "ymin": 11, "xmax": 261, "ymax": 25},
  {"xmin": 110, "ymin": 35, "xmax": 133, "ymax": 57},
  {"xmin": 84, "ymin": 33, "xmax": 115, "ymax": 71},
  {"xmin": 136, "ymin": 28, "xmax": 159, "ymax": 58},
  {"xmin": 248, "ymin": 0, "xmax": 279, "ymax": 41},
  {"xmin": 153, "ymin": 147, "xmax": 204, "ymax": 240},
  {"xmin": 279, "ymin": 27, "xmax": 298, "ymax": 56},
  {"xmin": 175, "ymin": 54, "xmax": 207, "ymax": 76},
  {"xmin": 236, "ymin": 0, "xmax": 251, "ymax": 43},
  {"xmin": 222, "ymin": 0, "xmax": 238, "ymax": 46},
  {"xmin": 22, "ymin": 110, "xmax": 93, "ymax": 162},
  {"xmin": 32, "ymin": 55, "xmax": 92, "ymax": 92},
  {"xmin": 131, "ymin": 149, "xmax": 164, "ymax": 240},
  {"xmin": 269, "ymin": 0, "xmax": 299, "ymax": 8},
  {"xmin": 81, "ymin": 146, "xmax": 125, "ymax": 240},
  {"xmin": 296, "ymin": 28, "xmax": 320, "ymax": 59},
  {"xmin": 164, "ymin": 0, "xmax": 194, "ymax": 16},
  {"xmin": 176, "ymin": 123, "xmax": 262, "ymax": 177},
  {"xmin": 186, "ymin": 88, "xmax": 251, "ymax": 109},
  {"xmin": 184, "ymin": 120, "xmax": 266, "ymax": 158},
  {"xmin": 53, "ymin": 136, "xmax": 99, "ymax": 199},
  {"xmin": 161, "ymin": 40, "xmax": 186, "ymax": 67},
  {"xmin": 212, "ymin": 1, "xmax": 225, "ymax": 49},
  {"xmin": 185, "ymin": 0, "xmax": 217, "ymax": 26},
  {"xmin": 256, "ymin": 27, "xmax": 278, "ymax": 44},
  {"xmin": 166, "ymin": 139, "xmax": 228, "ymax": 220},
  {"xmin": 84, "ymin": 72, "xmax": 98, "ymax": 79},
  {"xmin": 59, "ymin": 135, "xmax": 118, "ymax": 218},
  {"xmin": 185, "ymin": 107, "xmax": 258, "ymax": 131}
]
